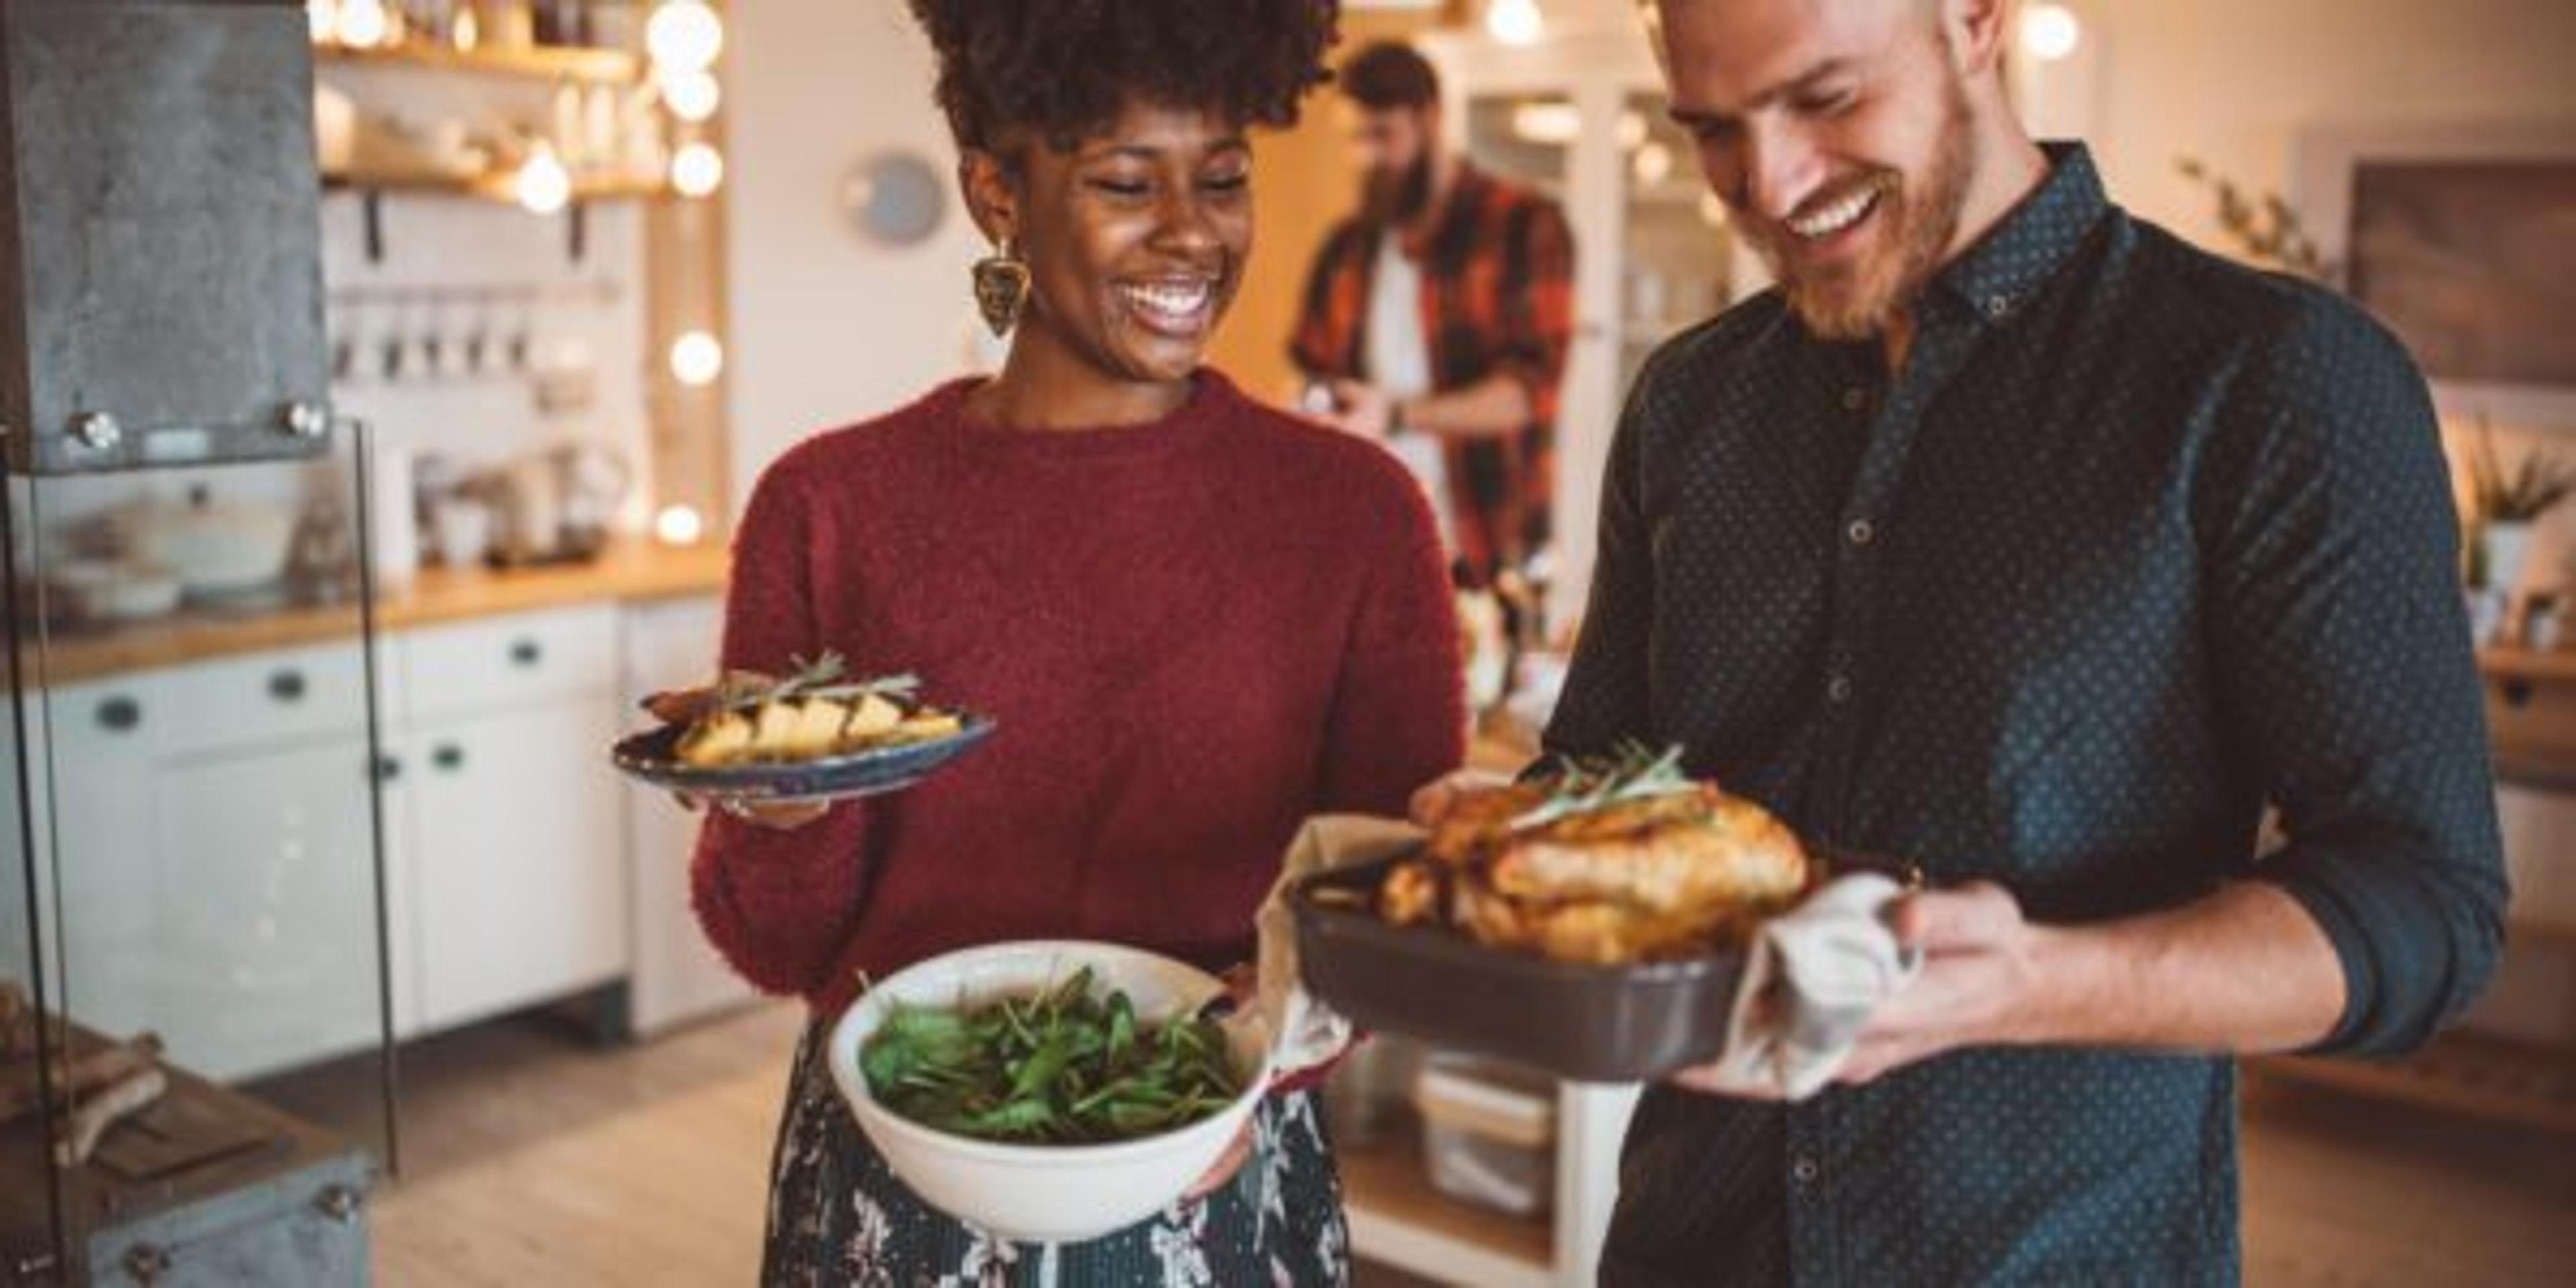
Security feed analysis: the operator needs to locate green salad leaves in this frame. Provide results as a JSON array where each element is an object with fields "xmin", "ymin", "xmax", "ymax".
[{"xmin": 860, "ymin": 967, "xmax": 1244, "ymax": 1144}]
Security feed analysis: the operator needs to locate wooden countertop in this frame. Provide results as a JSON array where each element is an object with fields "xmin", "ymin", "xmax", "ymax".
[{"xmin": 27, "ymin": 538, "xmax": 729, "ymax": 686}]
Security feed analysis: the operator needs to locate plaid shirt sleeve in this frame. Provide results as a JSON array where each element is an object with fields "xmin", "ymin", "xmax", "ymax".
[
  {"xmin": 1490, "ymin": 195, "xmax": 1576, "ymax": 430},
  {"xmin": 1290, "ymin": 219, "xmax": 1372, "ymax": 381}
]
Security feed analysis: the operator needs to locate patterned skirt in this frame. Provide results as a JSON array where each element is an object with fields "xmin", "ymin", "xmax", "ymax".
[{"xmin": 761, "ymin": 1024, "xmax": 1352, "ymax": 1287}]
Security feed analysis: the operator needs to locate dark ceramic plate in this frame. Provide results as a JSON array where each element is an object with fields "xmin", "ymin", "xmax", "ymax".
[
  {"xmin": 610, "ymin": 714, "xmax": 998, "ymax": 804},
  {"xmin": 1290, "ymin": 853, "xmax": 1749, "ymax": 1083}
]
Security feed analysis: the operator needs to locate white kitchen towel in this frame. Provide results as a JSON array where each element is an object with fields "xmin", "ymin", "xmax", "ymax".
[
  {"xmin": 1701, "ymin": 873, "xmax": 1919, "ymax": 1099},
  {"xmin": 1253, "ymin": 813, "xmax": 1428, "ymax": 1082}
]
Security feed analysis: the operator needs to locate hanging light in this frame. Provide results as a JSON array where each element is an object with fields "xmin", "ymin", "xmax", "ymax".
[
  {"xmin": 654, "ymin": 504, "xmax": 707, "ymax": 545},
  {"xmin": 308, "ymin": 0, "xmax": 337, "ymax": 44},
  {"xmin": 670, "ymin": 142, "xmax": 724, "ymax": 197},
  {"xmin": 333, "ymin": 0, "xmax": 389, "ymax": 49},
  {"xmin": 516, "ymin": 144, "xmax": 572, "ymax": 215},
  {"xmin": 670, "ymin": 331, "xmax": 724, "ymax": 386},
  {"xmin": 2019, "ymin": 4, "xmax": 2082, "ymax": 62},
  {"xmin": 661, "ymin": 68, "xmax": 722, "ymax": 123},
  {"xmin": 1486, "ymin": 0, "xmax": 1544, "ymax": 47},
  {"xmin": 647, "ymin": 1, "xmax": 725, "ymax": 74}
]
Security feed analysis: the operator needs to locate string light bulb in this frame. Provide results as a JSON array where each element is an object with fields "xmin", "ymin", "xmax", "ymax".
[
  {"xmin": 647, "ymin": 1, "xmax": 724, "ymax": 74},
  {"xmin": 333, "ymin": 0, "xmax": 389, "ymax": 49},
  {"xmin": 671, "ymin": 142, "xmax": 725, "ymax": 197},
  {"xmin": 655, "ymin": 504, "xmax": 706, "ymax": 545},
  {"xmin": 515, "ymin": 144, "xmax": 572, "ymax": 215},
  {"xmin": 670, "ymin": 331, "xmax": 724, "ymax": 386},
  {"xmin": 1487, "ymin": 0, "xmax": 1544, "ymax": 46},
  {"xmin": 661, "ymin": 69, "xmax": 721, "ymax": 123},
  {"xmin": 2020, "ymin": 4, "xmax": 2082, "ymax": 62}
]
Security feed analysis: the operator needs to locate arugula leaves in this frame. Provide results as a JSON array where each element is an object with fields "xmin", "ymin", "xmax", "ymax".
[{"xmin": 861, "ymin": 967, "xmax": 1244, "ymax": 1145}]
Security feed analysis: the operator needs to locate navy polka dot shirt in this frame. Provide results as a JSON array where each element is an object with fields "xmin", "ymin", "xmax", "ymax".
[{"xmin": 1550, "ymin": 145, "xmax": 2508, "ymax": 1286}]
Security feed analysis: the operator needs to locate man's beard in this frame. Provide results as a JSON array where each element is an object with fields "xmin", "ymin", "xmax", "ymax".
[
  {"xmin": 1362, "ymin": 150, "xmax": 1434, "ymax": 227},
  {"xmin": 1751, "ymin": 75, "xmax": 1974, "ymax": 340}
]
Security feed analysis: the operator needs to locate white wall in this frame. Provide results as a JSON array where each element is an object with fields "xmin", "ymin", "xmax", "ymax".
[{"xmin": 722, "ymin": 0, "xmax": 989, "ymax": 517}]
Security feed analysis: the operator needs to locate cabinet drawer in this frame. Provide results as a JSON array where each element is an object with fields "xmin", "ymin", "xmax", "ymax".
[
  {"xmin": 156, "ymin": 644, "xmax": 372, "ymax": 757},
  {"xmin": 400, "ymin": 604, "xmax": 616, "ymax": 721}
]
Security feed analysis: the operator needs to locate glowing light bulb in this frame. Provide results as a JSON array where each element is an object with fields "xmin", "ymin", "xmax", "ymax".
[
  {"xmin": 309, "ymin": 0, "xmax": 337, "ymax": 44},
  {"xmin": 2020, "ymin": 4, "xmax": 2082, "ymax": 62},
  {"xmin": 516, "ymin": 144, "xmax": 572, "ymax": 215},
  {"xmin": 1616, "ymin": 110, "xmax": 1650, "ymax": 151},
  {"xmin": 1487, "ymin": 0, "xmax": 1544, "ymax": 47},
  {"xmin": 661, "ymin": 69, "xmax": 721, "ymax": 122},
  {"xmin": 1509, "ymin": 102, "xmax": 1582, "ymax": 146},
  {"xmin": 333, "ymin": 0, "xmax": 388, "ymax": 49},
  {"xmin": 655, "ymin": 504, "xmax": 706, "ymax": 545},
  {"xmin": 670, "ymin": 331, "xmax": 724, "ymax": 386},
  {"xmin": 647, "ymin": 1, "xmax": 724, "ymax": 74},
  {"xmin": 670, "ymin": 142, "xmax": 724, "ymax": 197}
]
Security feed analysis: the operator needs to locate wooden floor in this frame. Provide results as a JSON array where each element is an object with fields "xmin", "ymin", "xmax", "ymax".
[{"xmin": 350, "ymin": 1004, "xmax": 2575, "ymax": 1286}]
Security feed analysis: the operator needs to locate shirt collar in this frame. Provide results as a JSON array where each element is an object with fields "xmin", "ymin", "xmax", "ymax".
[{"xmin": 1929, "ymin": 141, "xmax": 2108, "ymax": 326}]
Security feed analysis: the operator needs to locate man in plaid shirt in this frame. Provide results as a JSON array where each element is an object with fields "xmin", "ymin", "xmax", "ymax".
[{"xmin": 1291, "ymin": 41, "xmax": 1576, "ymax": 587}]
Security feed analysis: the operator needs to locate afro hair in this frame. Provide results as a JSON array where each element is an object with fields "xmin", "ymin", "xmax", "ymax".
[{"xmin": 908, "ymin": 0, "xmax": 1340, "ymax": 154}]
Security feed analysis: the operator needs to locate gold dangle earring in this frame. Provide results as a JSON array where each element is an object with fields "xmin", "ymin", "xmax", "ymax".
[{"xmin": 971, "ymin": 236, "xmax": 1031, "ymax": 337}]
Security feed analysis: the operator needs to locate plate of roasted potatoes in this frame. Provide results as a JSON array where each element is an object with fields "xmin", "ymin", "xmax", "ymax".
[{"xmin": 612, "ymin": 652, "xmax": 994, "ymax": 805}]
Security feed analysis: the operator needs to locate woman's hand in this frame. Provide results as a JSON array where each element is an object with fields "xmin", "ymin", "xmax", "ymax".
[{"xmin": 679, "ymin": 793, "xmax": 832, "ymax": 830}]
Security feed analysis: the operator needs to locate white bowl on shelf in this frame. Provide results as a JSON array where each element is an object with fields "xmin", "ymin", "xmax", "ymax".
[{"xmin": 826, "ymin": 939, "xmax": 1270, "ymax": 1244}]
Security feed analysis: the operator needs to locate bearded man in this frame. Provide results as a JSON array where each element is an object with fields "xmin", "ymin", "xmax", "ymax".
[
  {"xmin": 1291, "ymin": 40, "xmax": 1576, "ymax": 588},
  {"xmin": 1543, "ymin": 0, "xmax": 2508, "ymax": 1283}
]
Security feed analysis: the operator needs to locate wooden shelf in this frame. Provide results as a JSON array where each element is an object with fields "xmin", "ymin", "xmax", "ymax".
[
  {"xmin": 323, "ymin": 167, "xmax": 671, "ymax": 204},
  {"xmin": 1339, "ymin": 1114, "xmax": 1555, "ymax": 1288},
  {"xmin": 314, "ymin": 40, "xmax": 641, "ymax": 84},
  {"xmin": 2481, "ymin": 644, "xmax": 2576, "ymax": 686},
  {"xmin": 2257, "ymin": 1030, "xmax": 2576, "ymax": 1136}
]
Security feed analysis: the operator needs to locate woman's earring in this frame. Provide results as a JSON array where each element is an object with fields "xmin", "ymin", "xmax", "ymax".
[{"xmin": 971, "ymin": 237, "xmax": 1031, "ymax": 337}]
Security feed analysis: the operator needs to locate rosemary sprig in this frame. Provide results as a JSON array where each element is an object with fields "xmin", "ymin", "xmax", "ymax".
[
  {"xmin": 1507, "ymin": 741, "xmax": 1695, "ymax": 832},
  {"xmin": 710, "ymin": 651, "xmax": 922, "ymax": 712}
]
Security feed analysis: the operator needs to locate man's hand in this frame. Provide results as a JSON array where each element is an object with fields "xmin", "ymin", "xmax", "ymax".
[
  {"xmin": 1835, "ymin": 881, "xmax": 2049, "ymax": 1084},
  {"xmin": 1320, "ymin": 379, "xmax": 1396, "ymax": 438}
]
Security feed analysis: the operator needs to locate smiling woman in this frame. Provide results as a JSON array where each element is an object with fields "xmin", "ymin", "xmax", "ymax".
[{"xmin": 690, "ymin": 2, "xmax": 1469, "ymax": 1285}]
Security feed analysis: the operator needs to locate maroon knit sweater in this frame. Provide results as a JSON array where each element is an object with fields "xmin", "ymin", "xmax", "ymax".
[{"xmin": 692, "ymin": 371, "xmax": 1466, "ymax": 1016}]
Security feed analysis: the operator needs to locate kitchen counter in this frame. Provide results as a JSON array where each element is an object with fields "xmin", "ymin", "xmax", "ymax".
[{"xmin": 24, "ymin": 538, "xmax": 729, "ymax": 686}]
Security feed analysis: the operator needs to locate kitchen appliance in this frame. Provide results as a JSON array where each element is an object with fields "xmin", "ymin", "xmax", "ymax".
[
  {"xmin": 2, "ymin": 3, "xmax": 392, "ymax": 1281},
  {"xmin": 484, "ymin": 441, "xmax": 630, "ymax": 566}
]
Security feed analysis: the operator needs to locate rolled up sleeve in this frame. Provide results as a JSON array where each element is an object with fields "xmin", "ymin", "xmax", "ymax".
[{"xmin": 2200, "ymin": 295, "xmax": 2508, "ymax": 1056}]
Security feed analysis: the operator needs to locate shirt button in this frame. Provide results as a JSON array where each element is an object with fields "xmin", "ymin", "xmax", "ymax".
[
  {"xmin": 1845, "ymin": 518, "xmax": 1875, "ymax": 547},
  {"xmin": 1984, "ymin": 294, "xmax": 2012, "ymax": 319},
  {"xmin": 1840, "ymin": 386, "xmax": 1868, "ymax": 412},
  {"xmin": 1826, "ymin": 674, "xmax": 1854, "ymax": 704},
  {"xmin": 1791, "ymin": 1156, "xmax": 1820, "ymax": 1184}
]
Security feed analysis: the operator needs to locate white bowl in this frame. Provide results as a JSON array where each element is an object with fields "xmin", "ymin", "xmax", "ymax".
[{"xmin": 827, "ymin": 940, "xmax": 1271, "ymax": 1244}]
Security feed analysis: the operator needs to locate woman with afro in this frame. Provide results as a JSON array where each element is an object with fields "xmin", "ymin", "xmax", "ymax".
[{"xmin": 692, "ymin": 2, "xmax": 1465, "ymax": 1282}]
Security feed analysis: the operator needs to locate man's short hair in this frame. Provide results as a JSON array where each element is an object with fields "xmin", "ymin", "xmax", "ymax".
[{"xmin": 1339, "ymin": 40, "xmax": 1440, "ymax": 111}]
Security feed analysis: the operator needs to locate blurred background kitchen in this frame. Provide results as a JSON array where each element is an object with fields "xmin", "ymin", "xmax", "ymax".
[{"xmin": 0, "ymin": 1, "xmax": 2568, "ymax": 1284}]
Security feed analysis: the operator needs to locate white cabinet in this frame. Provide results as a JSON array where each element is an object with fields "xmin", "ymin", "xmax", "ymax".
[
  {"xmin": 403, "ymin": 702, "xmax": 627, "ymax": 1031},
  {"xmin": 619, "ymin": 593, "xmax": 755, "ymax": 1035},
  {"xmin": 33, "ymin": 663, "xmax": 387, "ymax": 1083},
  {"xmin": 379, "ymin": 604, "xmax": 627, "ymax": 1035}
]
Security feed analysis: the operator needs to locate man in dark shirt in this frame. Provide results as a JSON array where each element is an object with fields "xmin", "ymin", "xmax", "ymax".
[{"xmin": 1548, "ymin": 1, "xmax": 2510, "ymax": 1282}]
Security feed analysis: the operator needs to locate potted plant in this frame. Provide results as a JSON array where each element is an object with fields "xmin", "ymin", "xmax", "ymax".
[{"xmin": 2467, "ymin": 421, "xmax": 2575, "ymax": 597}]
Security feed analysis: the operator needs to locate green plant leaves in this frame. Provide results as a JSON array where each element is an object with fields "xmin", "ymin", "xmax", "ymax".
[{"xmin": 861, "ymin": 966, "xmax": 1243, "ymax": 1145}]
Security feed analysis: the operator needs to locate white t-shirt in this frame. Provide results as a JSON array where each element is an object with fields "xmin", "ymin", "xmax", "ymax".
[{"xmin": 1363, "ymin": 234, "xmax": 1454, "ymax": 553}]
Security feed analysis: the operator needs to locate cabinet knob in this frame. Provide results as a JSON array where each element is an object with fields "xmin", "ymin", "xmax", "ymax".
[
  {"xmin": 121, "ymin": 1242, "xmax": 171, "ymax": 1283},
  {"xmin": 269, "ymin": 669, "xmax": 308, "ymax": 702},
  {"xmin": 369, "ymin": 754, "xmax": 402, "ymax": 784},
  {"xmin": 509, "ymin": 638, "xmax": 543, "ymax": 667},
  {"xmin": 97, "ymin": 696, "xmax": 142, "ymax": 732},
  {"xmin": 432, "ymin": 743, "xmax": 465, "ymax": 771},
  {"xmin": 313, "ymin": 1183, "xmax": 364, "ymax": 1225}
]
